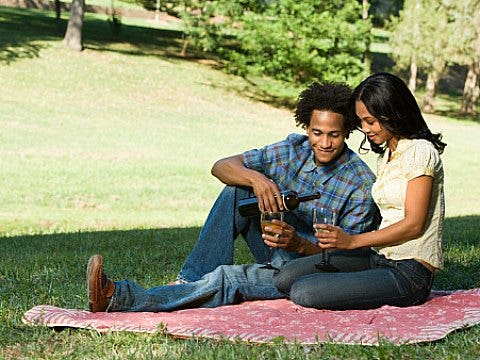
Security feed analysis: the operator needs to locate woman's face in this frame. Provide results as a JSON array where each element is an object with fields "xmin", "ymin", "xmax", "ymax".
[{"xmin": 355, "ymin": 100, "xmax": 395, "ymax": 147}]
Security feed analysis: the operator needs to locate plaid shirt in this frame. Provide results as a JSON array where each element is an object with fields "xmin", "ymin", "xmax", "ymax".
[{"xmin": 242, "ymin": 133, "xmax": 379, "ymax": 236}]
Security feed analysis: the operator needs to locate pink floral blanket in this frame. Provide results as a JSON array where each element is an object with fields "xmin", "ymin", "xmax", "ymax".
[{"xmin": 22, "ymin": 289, "xmax": 480, "ymax": 345}]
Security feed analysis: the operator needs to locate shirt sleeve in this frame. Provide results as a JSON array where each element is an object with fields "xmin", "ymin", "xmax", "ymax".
[
  {"xmin": 242, "ymin": 136, "xmax": 296, "ymax": 177},
  {"xmin": 404, "ymin": 141, "xmax": 440, "ymax": 181},
  {"xmin": 339, "ymin": 185, "xmax": 380, "ymax": 234},
  {"xmin": 242, "ymin": 147, "xmax": 267, "ymax": 172}
]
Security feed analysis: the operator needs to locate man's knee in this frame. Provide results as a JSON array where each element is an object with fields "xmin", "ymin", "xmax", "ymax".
[
  {"xmin": 217, "ymin": 185, "xmax": 250, "ymax": 204},
  {"xmin": 272, "ymin": 270, "xmax": 293, "ymax": 295}
]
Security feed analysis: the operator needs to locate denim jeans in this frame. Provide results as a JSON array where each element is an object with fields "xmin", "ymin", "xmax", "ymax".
[
  {"xmin": 177, "ymin": 186, "xmax": 311, "ymax": 283},
  {"xmin": 108, "ymin": 264, "xmax": 284, "ymax": 312},
  {"xmin": 273, "ymin": 248, "xmax": 434, "ymax": 310}
]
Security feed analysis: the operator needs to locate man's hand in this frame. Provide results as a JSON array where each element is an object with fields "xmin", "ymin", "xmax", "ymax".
[
  {"xmin": 262, "ymin": 220, "xmax": 304, "ymax": 252},
  {"xmin": 251, "ymin": 176, "xmax": 284, "ymax": 212},
  {"xmin": 211, "ymin": 154, "xmax": 283, "ymax": 212}
]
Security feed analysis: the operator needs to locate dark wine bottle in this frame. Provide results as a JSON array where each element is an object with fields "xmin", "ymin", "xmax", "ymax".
[{"xmin": 238, "ymin": 190, "xmax": 320, "ymax": 217}]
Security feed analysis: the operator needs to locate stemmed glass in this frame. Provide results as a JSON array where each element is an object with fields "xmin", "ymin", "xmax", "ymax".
[
  {"xmin": 313, "ymin": 207, "xmax": 339, "ymax": 272},
  {"xmin": 260, "ymin": 211, "xmax": 284, "ymax": 270}
]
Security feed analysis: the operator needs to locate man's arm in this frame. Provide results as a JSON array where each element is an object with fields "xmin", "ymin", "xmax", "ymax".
[
  {"xmin": 211, "ymin": 154, "xmax": 260, "ymax": 187},
  {"xmin": 211, "ymin": 154, "xmax": 284, "ymax": 212}
]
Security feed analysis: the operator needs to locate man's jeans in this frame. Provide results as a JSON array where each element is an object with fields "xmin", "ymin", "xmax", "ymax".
[
  {"xmin": 177, "ymin": 186, "xmax": 312, "ymax": 283},
  {"xmin": 108, "ymin": 264, "xmax": 284, "ymax": 312},
  {"xmin": 273, "ymin": 248, "xmax": 434, "ymax": 310}
]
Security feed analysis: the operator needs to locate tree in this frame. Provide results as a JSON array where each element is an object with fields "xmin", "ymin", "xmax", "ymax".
[
  {"xmin": 225, "ymin": 0, "xmax": 371, "ymax": 85},
  {"xmin": 64, "ymin": 0, "xmax": 85, "ymax": 51},
  {"xmin": 362, "ymin": 0, "xmax": 372, "ymax": 73},
  {"xmin": 136, "ymin": 0, "xmax": 371, "ymax": 85},
  {"xmin": 55, "ymin": 0, "xmax": 62, "ymax": 33},
  {"xmin": 447, "ymin": 0, "xmax": 480, "ymax": 115},
  {"xmin": 417, "ymin": 0, "xmax": 450, "ymax": 113},
  {"xmin": 389, "ymin": 0, "xmax": 452, "ymax": 112},
  {"xmin": 388, "ymin": 0, "xmax": 423, "ymax": 93},
  {"xmin": 177, "ymin": 0, "xmax": 228, "ymax": 56},
  {"xmin": 369, "ymin": 0, "xmax": 404, "ymax": 26}
]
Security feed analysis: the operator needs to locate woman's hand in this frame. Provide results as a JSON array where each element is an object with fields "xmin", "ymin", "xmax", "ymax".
[{"xmin": 314, "ymin": 224, "xmax": 354, "ymax": 250}]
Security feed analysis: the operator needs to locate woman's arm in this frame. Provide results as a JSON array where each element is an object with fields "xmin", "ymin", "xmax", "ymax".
[{"xmin": 316, "ymin": 175, "xmax": 433, "ymax": 250}]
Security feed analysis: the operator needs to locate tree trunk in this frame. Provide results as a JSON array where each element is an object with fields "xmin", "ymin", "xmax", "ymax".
[
  {"xmin": 362, "ymin": 0, "xmax": 371, "ymax": 72},
  {"xmin": 55, "ymin": 0, "xmax": 61, "ymax": 33},
  {"xmin": 423, "ymin": 71, "xmax": 439, "ymax": 113},
  {"xmin": 64, "ymin": 0, "xmax": 85, "ymax": 51},
  {"xmin": 460, "ymin": 62, "xmax": 479, "ymax": 115},
  {"xmin": 409, "ymin": 58, "xmax": 417, "ymax": 93},
  {"xmin": 155, "ymin": 0, "xmax": 161, "ymax": 22},
  {"xmin": 409, "ymin": 0, "xmax": 420, "ymax": 94},
  {"xmin": 180, "ymin": 37, "xmax": 189, "ymax": 57}
]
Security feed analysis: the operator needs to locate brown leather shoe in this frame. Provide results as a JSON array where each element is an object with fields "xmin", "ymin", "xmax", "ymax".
[{"xmin": 87, "ymin": 255, "xmax": 115, "ymax": 312}]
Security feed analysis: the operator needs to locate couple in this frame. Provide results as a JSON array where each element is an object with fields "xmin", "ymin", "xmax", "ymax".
[{"xmin": 88, "ymin": 72, "xmax": 446, "ymax": 312}]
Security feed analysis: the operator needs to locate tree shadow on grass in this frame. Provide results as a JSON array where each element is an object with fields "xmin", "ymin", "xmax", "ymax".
[
  {"xmin": 0, "ymin": 227, "xmax": 194, "ymax": 345},
  {"xmin": 1, "ymin": 227, "xmax": 200, "ymax": 281},
  {"xmin": 420, "ymin": 87, "xmax": 480, "ymax": 124},
  {"xmin": 435, "ymin": 215, "xmax": 480, "ymax": 290},
  {"xmin": 0, "ymin": 6, "xmax": 202, "ymax": 64},
  {"xmin": 0, "ymin": 6, "xmax": 296, "ymax": 109},
  {"xmin": 0, "ymin": 6, "xmax": 56, "ymax": 64},
  {"xmin": 0, "ymin": 227, "xmax": 196, "ymax": 321},
  {"xmin": 0, "ymin": 226, "xmax": 254, "ymax": 311},
  {"xmin": 430, "ymin": 108, "xmax": 480, "ymax": 124}
]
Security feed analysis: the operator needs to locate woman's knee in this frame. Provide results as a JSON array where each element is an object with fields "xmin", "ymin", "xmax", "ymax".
[{"xmin": 289, "ymin": 280, "xmax": 321, "ymax": 309}]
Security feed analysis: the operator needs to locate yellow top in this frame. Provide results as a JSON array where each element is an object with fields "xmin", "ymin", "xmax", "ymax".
[{"xmin": 372, "ymin": 138, "xmax": 445, "ymax": 269}]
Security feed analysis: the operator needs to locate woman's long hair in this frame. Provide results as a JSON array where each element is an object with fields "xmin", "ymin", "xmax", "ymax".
[{"xmin": 351, "ymin": 72, "xmax": 446, "ymax": 154}]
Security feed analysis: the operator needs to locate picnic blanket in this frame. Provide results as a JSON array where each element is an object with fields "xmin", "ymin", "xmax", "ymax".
[{"xmin": 22, "ymin": 289, "xmax": 480, "ymax": 345}]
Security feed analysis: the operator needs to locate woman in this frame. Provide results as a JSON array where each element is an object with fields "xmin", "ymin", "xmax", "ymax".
[{"xmin": 273, "ymin": 72, "xmax": 446, "ymax": 310}]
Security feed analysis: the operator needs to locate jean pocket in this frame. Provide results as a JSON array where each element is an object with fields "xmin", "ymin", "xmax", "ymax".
[{"xmin": 397, "ymin": 260, "xmax": 434, "ymax": 305}]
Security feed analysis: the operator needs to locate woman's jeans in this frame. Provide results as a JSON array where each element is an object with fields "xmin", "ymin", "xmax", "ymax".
[
  {"xmin": 273, "ymin": 248, "xmax": 434, "ymax": 310},
  {"xmin": 176, "ymin": 186, "xmax": 310, "ymax": 283},
  {"xmin": 108, "ymin": 264, "xmax": 284, "ymax": 312}
]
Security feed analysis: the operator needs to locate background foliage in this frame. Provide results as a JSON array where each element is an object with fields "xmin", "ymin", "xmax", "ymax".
[
  {"xmin": 222, "ymin": 0, "xmax": 370, "ymax": 85},
  {"xmin": 131, "ymin": 0, "xmax": 370, "ymax": 85}
]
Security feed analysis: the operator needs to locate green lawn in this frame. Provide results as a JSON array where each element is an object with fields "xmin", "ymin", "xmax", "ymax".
[{"xmin": 1, "ymin": 6, "xmax": 479, "ymax": 359}]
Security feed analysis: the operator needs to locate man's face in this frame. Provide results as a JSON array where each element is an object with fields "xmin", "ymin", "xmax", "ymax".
[{"xmin": 306, "ymin": 110, "xmax": 346, "ymax": 166}]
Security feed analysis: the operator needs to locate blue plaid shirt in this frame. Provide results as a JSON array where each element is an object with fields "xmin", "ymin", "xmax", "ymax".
[{"xmin": 242, "ymin": 133, "xmax": 379, "ymax": 237}]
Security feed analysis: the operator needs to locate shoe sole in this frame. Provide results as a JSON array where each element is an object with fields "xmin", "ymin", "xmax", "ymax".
[{"xmin": 87, "ymin": 254, "xmax": 104, "ymax": 312}]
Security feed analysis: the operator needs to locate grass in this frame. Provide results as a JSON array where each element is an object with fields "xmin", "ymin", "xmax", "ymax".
[{"xmin": 1, "ymin": 5, "xmax": 480, "ymax": 358}]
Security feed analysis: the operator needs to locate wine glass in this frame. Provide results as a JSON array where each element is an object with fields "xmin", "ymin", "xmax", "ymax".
[
  {"xmin": 260, "ymin": 211, "xmax": 283, "ymax": 270},
  {"xmin": 313, "ymin": 207, "xmax": 339, "ymax": 272}
]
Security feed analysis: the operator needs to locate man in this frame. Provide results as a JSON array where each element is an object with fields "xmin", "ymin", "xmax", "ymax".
[
  {"xmin": 175, "ymin": 81, "xmax": 379, "ymax": 283},
  {"xmin": 87, "ymin": 82, "xmax": 379, "ymax": 313}
]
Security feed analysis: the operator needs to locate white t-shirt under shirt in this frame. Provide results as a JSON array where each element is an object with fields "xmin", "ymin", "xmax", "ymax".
[{"xmin": 372, "ymin": 138, "xmax": 445, "ymax": 269}]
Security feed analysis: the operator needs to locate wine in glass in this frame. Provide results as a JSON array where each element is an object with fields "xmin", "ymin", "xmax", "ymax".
[
  {"xmin": 313, "ymin": 207, "xmax": 339, "ymax": 272},
  {"xmin": 260, "ymin": 211, "xmax": 284, "ymax": 270}
]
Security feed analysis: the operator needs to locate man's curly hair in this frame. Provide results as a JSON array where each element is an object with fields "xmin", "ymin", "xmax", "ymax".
[{"xmin": 294, "ymin": 82, "xmax": 354, "ymax": 134}]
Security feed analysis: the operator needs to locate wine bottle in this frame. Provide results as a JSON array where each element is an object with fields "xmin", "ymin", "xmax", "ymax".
[{"xmin": 238, "ymin": 190, "xmax": 320, "ymax": 217}]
